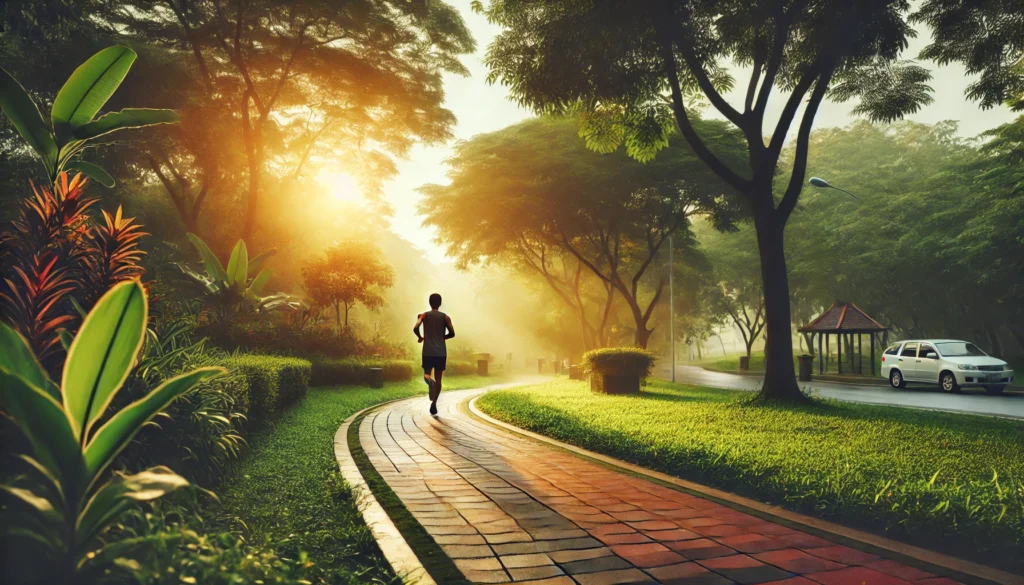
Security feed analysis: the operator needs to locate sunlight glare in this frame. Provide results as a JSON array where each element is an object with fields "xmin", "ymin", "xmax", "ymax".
[{"xmin": 318, "ymin": 170, "xmax": 363, "ymax": 205}]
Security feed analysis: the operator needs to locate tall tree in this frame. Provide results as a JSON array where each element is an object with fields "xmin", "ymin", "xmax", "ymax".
[
  {"xmin": 477, "ymin": 0, "xmax": 946, "ymax": 400},
  {"xmin": 420, "ymin": 117, "xmax": 743, "ymax": 348},
  {"xmin": 302, "ymin": 240, "xmax": 394, "ymax": 337}
]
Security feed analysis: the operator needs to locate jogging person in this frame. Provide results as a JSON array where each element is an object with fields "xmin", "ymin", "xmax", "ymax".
[{"xmin": 414, "ymin": 293, "xmax": 454, "ymax": 415}]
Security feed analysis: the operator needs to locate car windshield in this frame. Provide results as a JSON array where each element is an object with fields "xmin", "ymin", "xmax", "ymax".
[{"xmin": 935, "ymin": 342, "xmax": 987, "ymax": 357}]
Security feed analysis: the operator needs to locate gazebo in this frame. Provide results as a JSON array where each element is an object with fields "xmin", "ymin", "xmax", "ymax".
[{"xmin": 798, "ymin": 302, "xmax": 889, "ymax": 376}]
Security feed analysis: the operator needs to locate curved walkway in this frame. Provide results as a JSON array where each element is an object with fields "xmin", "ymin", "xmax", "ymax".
[{"xmin": 357, "ymin": 388, "xmax": 980, "ymax": 585}]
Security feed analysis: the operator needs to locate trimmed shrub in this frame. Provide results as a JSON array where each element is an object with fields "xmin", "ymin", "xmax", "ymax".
[
  {"xmin": 310, "ymin": 357, "xmax": 414, "ymax": 386},
  {"xmin": 223, "ymin": 356, "xmax": 312, "ymax": 418},
  {"xmin": 446, "ymin": 360, "xmax": 477, "ymax": 376},
  {"xmin": 583, "ymin": 347, "xmax": 656, "ymax": 377}
]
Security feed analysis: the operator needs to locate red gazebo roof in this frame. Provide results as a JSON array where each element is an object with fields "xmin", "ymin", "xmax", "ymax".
[{"xmin": 798, "ymin": 302, "xmax": 888, "ymax": 333}]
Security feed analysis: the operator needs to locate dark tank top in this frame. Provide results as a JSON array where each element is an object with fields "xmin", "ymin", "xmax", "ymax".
[{"xmin": 422, "ymin": 311, "xmax": 447, "ymax": 357}]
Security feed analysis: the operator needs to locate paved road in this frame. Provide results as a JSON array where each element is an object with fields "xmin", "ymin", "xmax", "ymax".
[
  {"xmin": 358, "ymin": 389, "xmax": 971, "ymax": 584},
  {"xmin": 663, "ymin": 366, "xmax": 1024, "ymax": 419}
]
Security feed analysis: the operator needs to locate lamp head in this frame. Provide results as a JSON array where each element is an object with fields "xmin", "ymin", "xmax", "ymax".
[{"xmin": 809, "ymin": 177, "xmax": 830, "ymax": 188}]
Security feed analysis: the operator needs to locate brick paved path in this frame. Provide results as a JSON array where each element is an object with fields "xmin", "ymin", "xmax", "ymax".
[{"xmin": 359, "ymin": 389, "xmax": 963, "ymax": 585}]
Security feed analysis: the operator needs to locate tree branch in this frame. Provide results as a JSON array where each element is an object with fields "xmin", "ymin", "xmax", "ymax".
[
  {"xmin": 655, "ymin": 28, "xmax": 751, "ymax": 193},
  {"xmin": 777, "ymin": 64, "xmax": 835, "ymax": 221}
]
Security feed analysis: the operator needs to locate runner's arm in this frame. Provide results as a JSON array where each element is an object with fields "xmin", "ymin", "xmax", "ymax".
[
  {"xmin": 444, "ymin": 315, "xmax": 455, "ymax": 340},
  {"xmin": 413, "ymin": 313, "xmax": 424, "ymax": 343}
]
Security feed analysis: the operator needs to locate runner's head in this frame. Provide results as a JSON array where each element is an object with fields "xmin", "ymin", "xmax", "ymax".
[{"xmin": 429, "ymin": 293, "xmax": 442, "ymax": 309}]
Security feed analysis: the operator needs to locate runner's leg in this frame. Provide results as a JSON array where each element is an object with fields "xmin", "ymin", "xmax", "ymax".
[{"xmin": 434, "ymin": 370, "xmax": 444, "ymax": 401}]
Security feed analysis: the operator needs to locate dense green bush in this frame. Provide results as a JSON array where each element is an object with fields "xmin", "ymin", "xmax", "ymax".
[
  {"xmin": 310, "ymin": 356, "xmax": 414, "ymax": 385},
  {"xmin": 223, "ymin": 356, "xmax": 312, "ymax": 418},
  {"xmin": 446, "ymin": 359, "xmax": 478, "ymax": 376},
  {"xmin": 583, "ymin": 347, "xmax": 656, "ymax": 376}
]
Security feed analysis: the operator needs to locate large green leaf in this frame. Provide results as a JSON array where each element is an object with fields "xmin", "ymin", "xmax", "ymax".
[
  {"xmin": 0, "ymin": 372, "xmax": 83, "ymax": 488},
  {"xmin": 65, "ymin": 160, "xmax": 114, "ymax": 187},
  {"xmin": 62, "ymin": 281, "xmax": 147, "ymax": 443},
  {"xmin": 0, "ymin": 65, "xmax": 58, "ymax": 173},
  {"xmin": 226, "ymin": 240, "xmax": 248, "ymax": 292},
  {"xmin": 83, "ymin": 367, "xmax": 223, "ymax": 481},
  {"xmin": 72, "ymin": 108, "xmax": 179, "ymax": 140},
  {"xmin": 248, "ymin": 248, "xmax": 277, "ymax": 274},
  {"xmin": 0, "ymin": 322, "xmax": 59, "ymax": 400},
  {"xmin": 249, "ymin": 269, "xmax": 272, "ymax": 295},
  {"xmin": 51, "ymin": 46, "xmax": 137, "ymax": 133},
  {"xmin": 77, "ymin": 467, "xmax": 188, "ymax": 547},
  {"xmin": 186, "ymin": 233, "xmax": 228, "ymax": 283}
]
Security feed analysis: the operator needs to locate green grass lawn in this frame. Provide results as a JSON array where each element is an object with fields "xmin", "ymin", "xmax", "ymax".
[
  {"xmin": 700, "ymin": 352, "xmax": 884, "ymax": 377},
  {"xmin": 201, "ymin": 375, "xmax": 495, "ymax": 584},
  {"xmin": 477, "ymin": 379, "xmax": 1024, "ymax": 572}
]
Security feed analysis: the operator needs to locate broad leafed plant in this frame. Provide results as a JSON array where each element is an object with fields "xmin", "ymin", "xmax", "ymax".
[
  {"xmin": 0, "ymin": 280, "xmax": 224, "ymax": 583},
  {"xmin": 0, "ymin": 45, "xmax": 179, "ymax": 186},
  {"xmin": 176, "ymin": 233, "xmax": 303, "ymax": 328}
]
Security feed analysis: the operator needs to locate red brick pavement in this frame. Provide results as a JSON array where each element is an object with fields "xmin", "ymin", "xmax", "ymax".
[{"xmin": 359, "ymin": 390, "xmax": 963, "ymax": 585}]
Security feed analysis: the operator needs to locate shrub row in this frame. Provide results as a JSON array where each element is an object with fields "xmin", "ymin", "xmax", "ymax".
[
  {"xmin": 446, "ymin": 360, "xmax": 478, "ymax": 376},
  {"xmin": 310, "ymin": 357, "xmax": 415, "ymax": 386},
  {"xmin": 309, "ymin": 357, "xmax": 481, "ymax": 386},
  {"xmin": 222, "ymin": 355, "xmax": 312, "ymax": 419},
  {"xmin": 583, "ymin": 347, "xmax": 656, "ymax": 376}
]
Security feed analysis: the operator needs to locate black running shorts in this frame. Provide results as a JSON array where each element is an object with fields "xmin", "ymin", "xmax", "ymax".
[{"xmin": 422, "ymin": 355, "xmax": 447, "ymax": 372}]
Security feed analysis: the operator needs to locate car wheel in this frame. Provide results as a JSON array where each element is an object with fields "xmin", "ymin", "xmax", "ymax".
[
  {"xmin": 889, "ymin": 369, "xmax": 906, "ymax": 389},
  {"xmin": 940, "ymin": 371, "xmax": 960, "ymax": 394},
  {"xmin": 984, "ymin": 385, "xmax": 1004, "ymax": 395}
]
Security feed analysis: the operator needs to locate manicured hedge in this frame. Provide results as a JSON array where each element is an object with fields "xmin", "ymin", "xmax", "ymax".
[
  {"xmin": 222, "ymin": 355, "xmax": 312, "ymax": 418},
  {"xmin": 446, "ymin": 360, "xmax": 477, "ymax": 376},
  {"xmin": 582, "ymin": 347, "xmax": 656, "ymax": 377},
  {"xmin": 310, "ymin": 357, "xmax": 415, "ymax": 386}
]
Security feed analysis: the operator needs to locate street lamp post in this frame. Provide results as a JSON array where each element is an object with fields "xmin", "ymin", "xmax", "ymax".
[
  {"xmin": 669, "ymin": 235, "xmax": 675, "ymax": 383},
  {"xmin": 809, "ymin": 177, "xmax": 860, "ymax": 200}
]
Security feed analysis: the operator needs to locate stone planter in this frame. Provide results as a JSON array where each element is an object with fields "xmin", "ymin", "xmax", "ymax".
[
  {"xmin": 568, "ymin": 365, "xmax": 580, "ymax": 380},
  {"xmin": 590, "ymin": 373, "xmax": 640, "ymax": 394}
]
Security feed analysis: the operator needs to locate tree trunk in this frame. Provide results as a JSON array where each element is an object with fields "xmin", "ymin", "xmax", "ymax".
[
  {"xmin": 335, "ymin": 302, "xmax": 341, "ymax": 339},
  {"xmin": 752, "ymin": 215, "xmax": 803, "ymax": 401},
  {"xmin": 241, "ymin": 94, "xmax": 262, "ymax": 240},
  {"xmin": 986, "ymin": 325, "xmax": 1003, "ymax": 357},
  {"xmin": 344, "ymin": 302, "xmax": 350, "ymax": 333}
]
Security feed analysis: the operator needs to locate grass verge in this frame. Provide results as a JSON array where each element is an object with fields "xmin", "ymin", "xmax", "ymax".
[
  {"xmin": 476, "ymin": 378, "xmax": 1024, "ymax": 573},
  {"xmin": 201, "ymin": 375, "xmax": 495, "ymax": 583}
]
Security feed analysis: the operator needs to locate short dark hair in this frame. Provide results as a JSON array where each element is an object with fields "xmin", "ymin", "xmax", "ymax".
[{"xmin": 429, "ymin": 293, "xmax": 442, "ymax": 309}]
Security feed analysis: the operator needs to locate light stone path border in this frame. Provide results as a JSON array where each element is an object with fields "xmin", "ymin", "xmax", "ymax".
[
  {"xmin": 340, "ymin": 382, "xmax": 1023, "ymax": 585},
  {"xmin": 336, "ymin": 400, "xmax": 435, "ymax": 585}
]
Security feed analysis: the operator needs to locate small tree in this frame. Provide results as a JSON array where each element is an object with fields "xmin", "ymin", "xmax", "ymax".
[{"xmin": 303, "ymin": 241, "xmax": 394, "ymax": 338}]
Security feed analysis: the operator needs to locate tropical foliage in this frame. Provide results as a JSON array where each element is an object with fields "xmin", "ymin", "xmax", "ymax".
[
  {"xmin": 0, "ymin": 280, "xmax": 223, "ymax": 583},
  {"xmin": 0, "ymin": 45, "xmax": 178, "ymax": 186},
  {"xmin": 176, "ymin": 234, "xmax": 301, "ymax": 329},
  {"xmin": 0, "ymin": 173, "xmax": 147, "ymax": 368}
]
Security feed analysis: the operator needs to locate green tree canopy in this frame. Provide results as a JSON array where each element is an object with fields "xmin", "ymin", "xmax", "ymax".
[
  {"xmin": 302, "ymin": 240, "xmax": 395, "ymax": 337},
  {"xmin": 420, "ymin": 116, "xmax": 745, "ymax": 348}
]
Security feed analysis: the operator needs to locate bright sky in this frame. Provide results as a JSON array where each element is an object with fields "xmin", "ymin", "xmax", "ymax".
[{"xmin": 383, "ymin": 1, "xmax": 1018, "ymax": 265}]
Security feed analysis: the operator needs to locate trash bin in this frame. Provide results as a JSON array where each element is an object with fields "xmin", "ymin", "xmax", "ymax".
[
  {"xmin": 798, "ymin": 354, "xmax": 813, "ymax": 382},
  {"xmin": 477, "ymin": 359, "xmax": 489, "ymax": 376},
  {"xmin": 369, "ymin": 367, "xmax": 384, "ymax": 389},
  {"xmin": 569, "ymin": 365, "xmax": 580, "ymax": 380},
  {"xmin": 739, "ymin": 356, "xmax": 750, "ymax": 371}
]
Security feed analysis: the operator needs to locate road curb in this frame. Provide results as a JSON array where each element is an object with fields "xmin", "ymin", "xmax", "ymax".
[
  {"xmin": 466, "ymin": 393, "xmax": 1024, "ymax": 585},
  {"xmin": 335, "ymin": 401, "xmax": 436, "ymax": 585}
]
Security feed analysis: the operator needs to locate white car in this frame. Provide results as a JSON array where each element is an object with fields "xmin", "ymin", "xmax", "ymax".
[{"xmin": 880, "ymin": 339, "xmax": 1014, "ymax": 395}]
